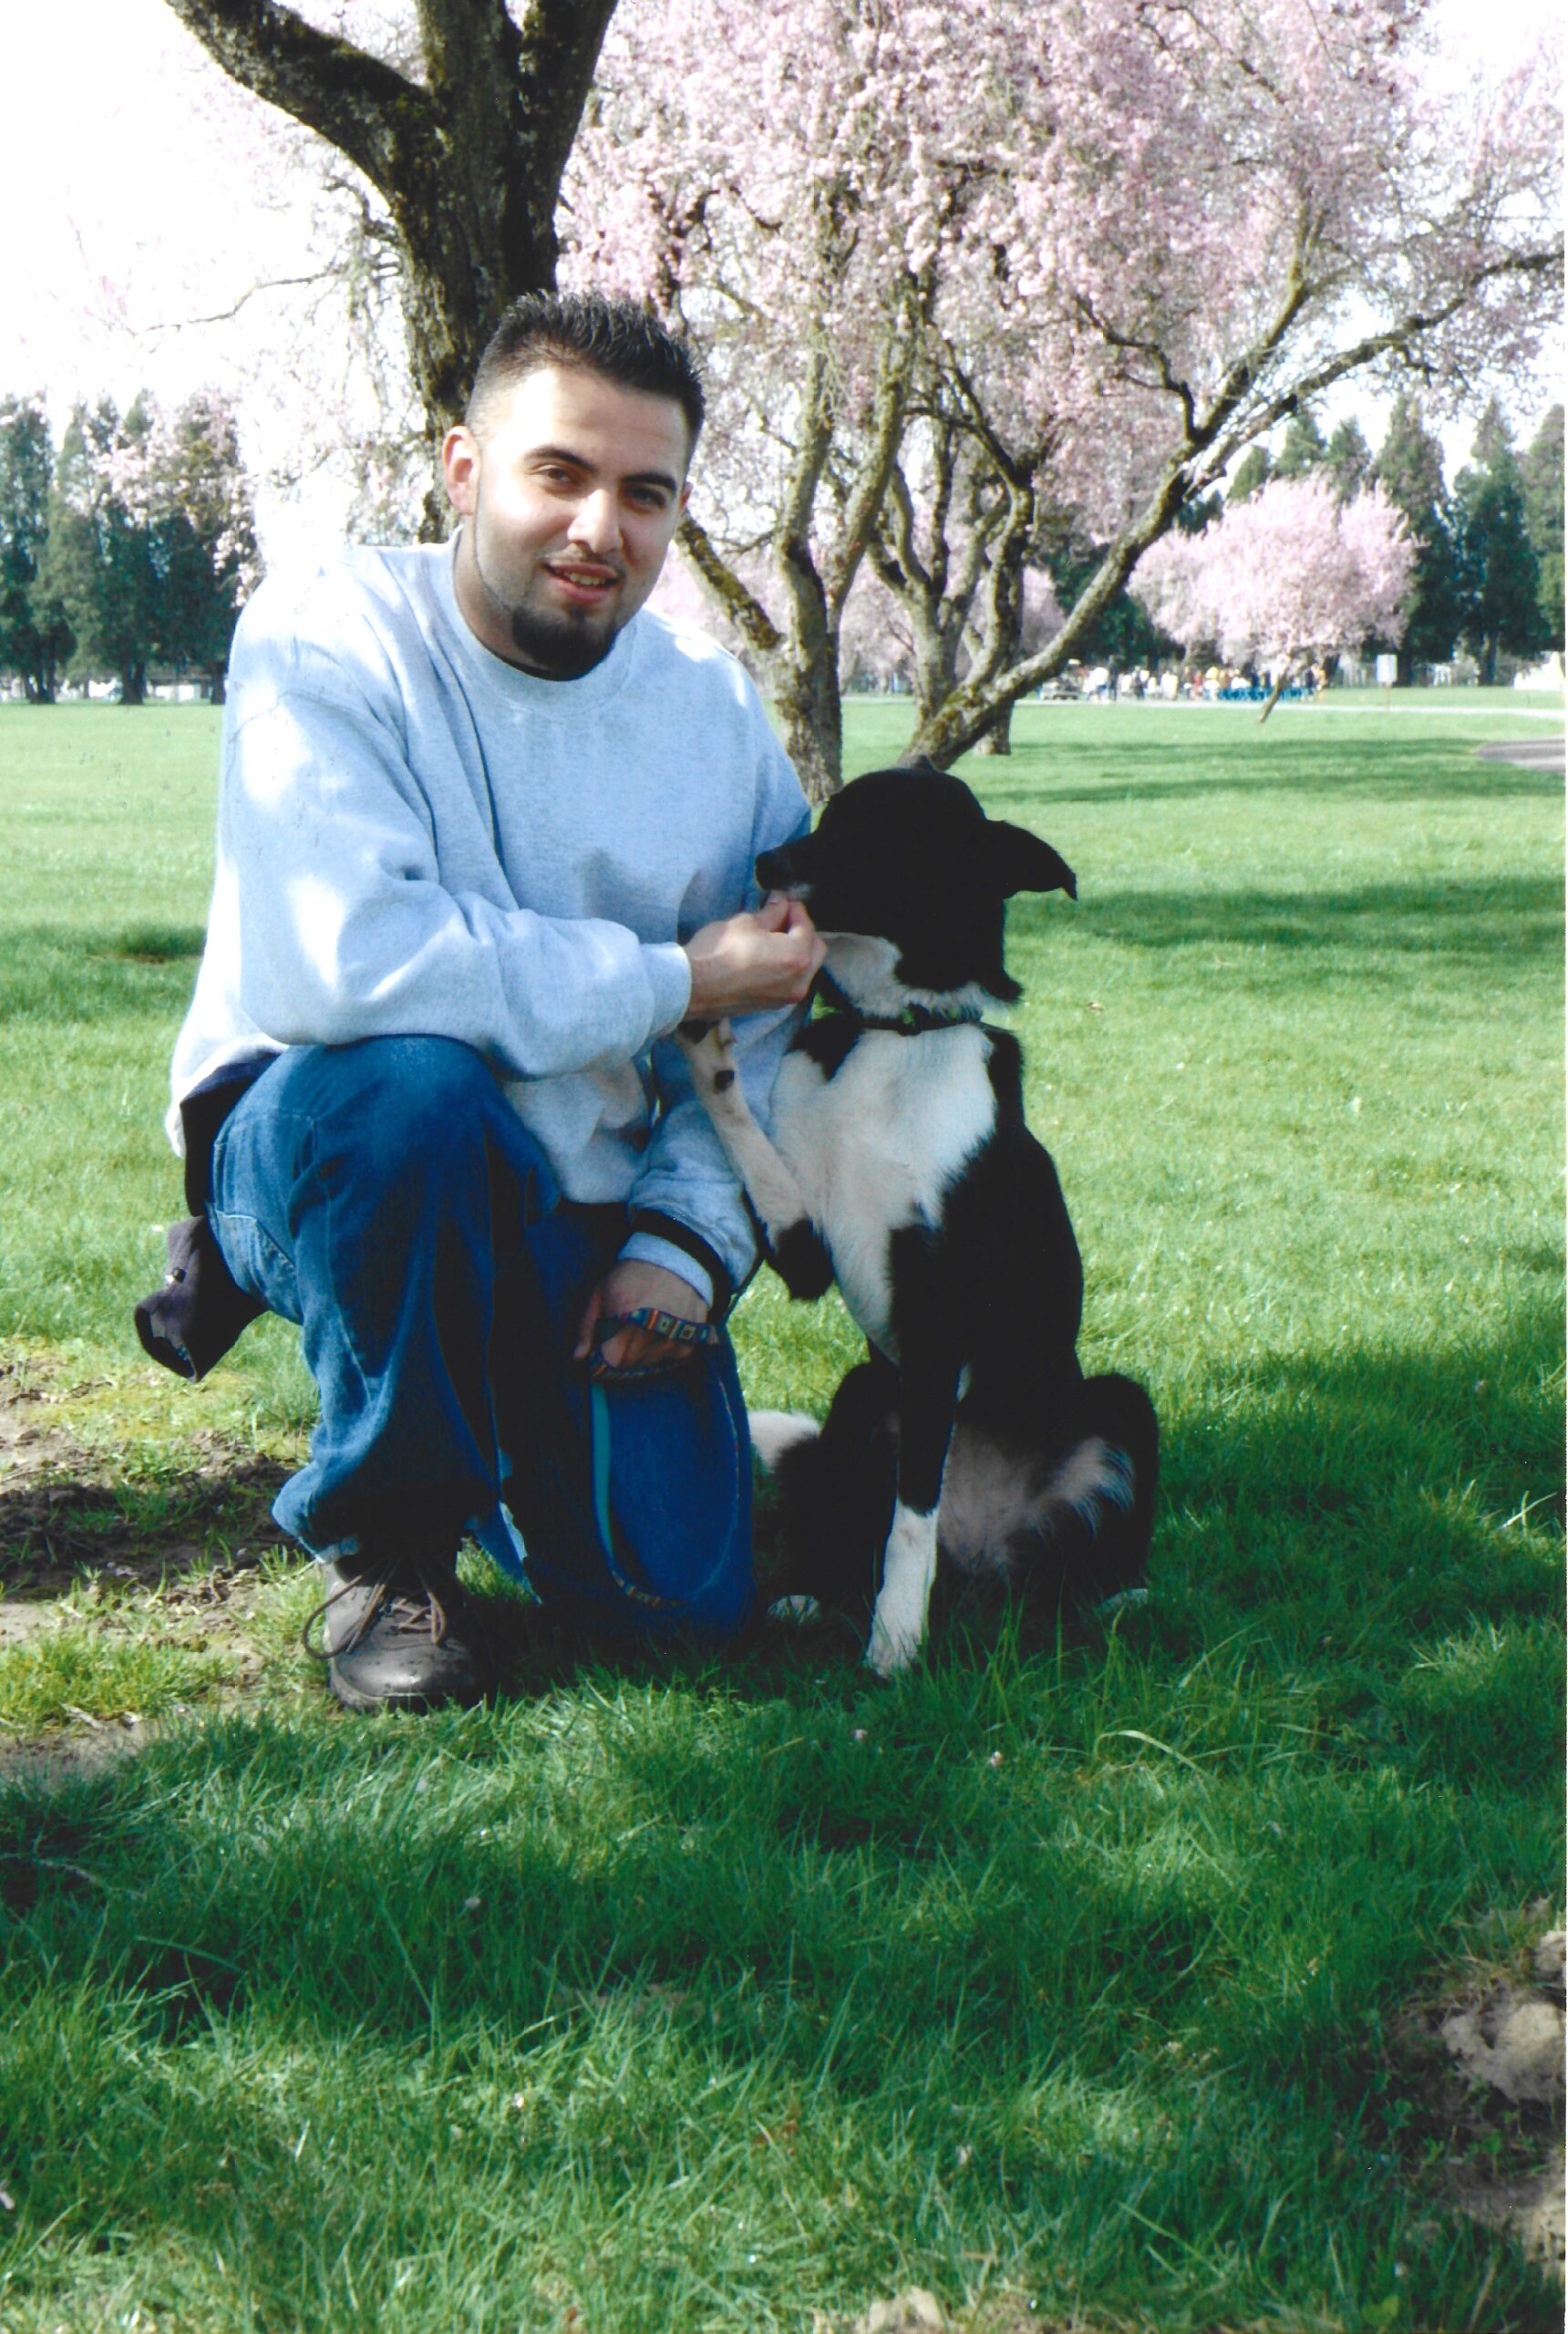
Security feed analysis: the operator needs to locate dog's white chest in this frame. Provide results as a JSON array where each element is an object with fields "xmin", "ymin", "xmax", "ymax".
[{"xmin": 773, "ymin": 1027, "xmax": 994, "ymax": 1355}]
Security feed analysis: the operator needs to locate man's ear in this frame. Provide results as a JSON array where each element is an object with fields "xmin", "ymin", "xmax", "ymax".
[
  {"xmin": 442, "ymin": 424, "xmax": 481, "ymax": 517},
  {"xmin": 985, "ymin": 820, "xmax": 1077, "ymax": 899}
]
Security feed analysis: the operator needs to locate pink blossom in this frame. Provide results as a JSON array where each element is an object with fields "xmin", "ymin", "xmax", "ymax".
[
  {"xmin": 1131, "ymin": 475, "xmax": 1417, "ymax": 674},
  {"xmin": 559, "ymin": 0, "xmax": 1556, "ymax": 776}
]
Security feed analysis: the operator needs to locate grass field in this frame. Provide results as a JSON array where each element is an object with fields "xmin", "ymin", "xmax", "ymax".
[{"xmin": 0, "ymin": 693, "xmax": 1563, "ymax": 2332}]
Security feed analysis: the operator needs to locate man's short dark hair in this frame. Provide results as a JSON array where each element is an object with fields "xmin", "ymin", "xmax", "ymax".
[{"xmin": 468, "ymin": 292, "xmax": 706, "ymax": 450}]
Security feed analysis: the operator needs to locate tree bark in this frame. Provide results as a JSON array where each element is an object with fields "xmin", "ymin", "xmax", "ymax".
[
  {"xmin": 972, "ymin": 703, "xmax": 1013, "ymax": 755},
  {"xmin": 163, "ymin": 0, "xmax": 619, "ymax": 445},
  {"xmin": 772, "ymin": 641, "xmax": 845, "ymax": 804}
]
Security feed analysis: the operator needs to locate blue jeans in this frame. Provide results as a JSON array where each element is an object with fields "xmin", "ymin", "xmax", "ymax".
[{"xmin": 207, "ymin": 1037, "xmax": 754, "ymax": 1638}]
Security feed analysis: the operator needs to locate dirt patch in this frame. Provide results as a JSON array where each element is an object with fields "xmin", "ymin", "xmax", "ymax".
[
  {"xmin": 0, "ymin": 1356, "xmax": 288, "ymax": 1598},
  {"xmin": 0, "ymin": 1710, "xmax": 156, "ymax": 1787},
  {"xmin": 1384, "ymin": 1920, "xmax": 1565, "ymax": 2283},
  {"xmin": 812, "ymin": 2293, "xmax": 1115, "ymax": 2333},
  {"xmin": 1, "ymin": 1358, "xmax": 295, "ymax": 1778}
]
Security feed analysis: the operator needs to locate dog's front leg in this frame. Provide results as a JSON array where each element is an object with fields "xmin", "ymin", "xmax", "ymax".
[
  {"xmin": 866, "ymin": 1232, "xmax": 960, "ymax": 1678},
  {"xmin": 866, "ymin": 1372, "xmax": 956, "ymax": 1678},
  {"xmin": 678, "ymin": 1020, "xmax": 833, "ymax": 1299},
  {"xmin": 867, "ymin": 1502, "xmax": 944, "ymax": 1678}
]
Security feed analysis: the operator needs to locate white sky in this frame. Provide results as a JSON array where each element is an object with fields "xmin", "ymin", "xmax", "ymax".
[{"xmin": 4, "ymin": 0, "xmax": 1562, "ymax": 567}]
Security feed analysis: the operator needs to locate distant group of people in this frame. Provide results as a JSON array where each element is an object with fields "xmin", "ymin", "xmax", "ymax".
[{"xmin": 1046, "ymin": 661, "xmax": 1329, "ymax": 702}]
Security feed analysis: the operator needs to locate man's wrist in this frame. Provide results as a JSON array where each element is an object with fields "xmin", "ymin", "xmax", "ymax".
[
  {"xmin": 646, "ymin": 941, "xmax": 696, "ymax": 1037},
  {"xmin": 625, "ymin": 1210, "xmax": 731, "ymax": 1317}
]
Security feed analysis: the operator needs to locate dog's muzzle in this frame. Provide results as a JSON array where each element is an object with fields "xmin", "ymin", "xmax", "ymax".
[{"xmin": 754, "ymin": 845, "xmax": 810, "ymax": 897}]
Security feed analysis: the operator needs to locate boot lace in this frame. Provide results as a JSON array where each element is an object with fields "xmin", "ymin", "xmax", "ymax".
[{"xmin": 301, "ymin": 1552, "xmax": 461, "ymax": 1664}]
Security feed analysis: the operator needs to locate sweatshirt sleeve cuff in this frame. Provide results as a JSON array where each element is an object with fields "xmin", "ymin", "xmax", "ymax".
[
  {"xmin": 643, "ymin": 941, "xmax": 693, "ymax": 1038},
  {"xmin": 618, "ymin": 1234, "xmax": 714, "ymax": 1312},
  {"xmin": 624, "ymin": 1209, "xmax": 733, "ymax": 1317}
]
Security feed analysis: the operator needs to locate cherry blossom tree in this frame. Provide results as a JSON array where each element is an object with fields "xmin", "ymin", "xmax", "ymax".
[
  {"xmin": 565, "ymin": 0, "xmax": 1561, "ymax": 791},
  {"xmin": 563, "ymin": 0, "xmax": 953, "ymax": 794},
  {"xmin": 1130, "ymin": 475, "xmax": 1417, "ymax": 718}
]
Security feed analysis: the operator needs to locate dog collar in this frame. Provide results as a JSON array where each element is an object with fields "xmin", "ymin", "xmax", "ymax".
[{"xmin": 814, "ymin": 976, "xmax": 983, "ymax": 1037}]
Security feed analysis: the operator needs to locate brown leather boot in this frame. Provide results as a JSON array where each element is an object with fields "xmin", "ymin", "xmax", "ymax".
[{"xmin": 304, "ymin": 1546, "xmax": 490, "ymax": 1713}]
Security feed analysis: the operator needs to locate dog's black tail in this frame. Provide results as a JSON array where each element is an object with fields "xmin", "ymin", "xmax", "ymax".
[{"xmin": 1019, "ymin": 1373, "xmax": 1160, "ymax": 1605}]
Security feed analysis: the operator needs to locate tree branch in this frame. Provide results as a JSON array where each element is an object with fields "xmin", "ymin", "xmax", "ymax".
[
  {"xmin": 163, "ymin": 0, "xmax": 624, "ymax": 438},
  {"xmin": 1189, "ymin": 246, "xmax": 1564, "ymax": 491},
  {"xmin": 162, "ymin": 0, "xmax": 433, "ymax": 199},
  {"xmin": 676, "ymin": 513, "xmax": 784, "ymax": 655},
  {"xmin": 824, "ymin": 281, "xmax": 923, "ymax": 622},
  {"xmin": 510, "ymin": 0, "xmax": 621, "ymax": 233}
]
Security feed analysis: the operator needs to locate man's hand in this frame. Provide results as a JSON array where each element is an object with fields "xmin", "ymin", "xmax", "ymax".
[
  {"xmin": 683, "ymin": 895, "xmax": 824, "ymax": 1021},
  {"xmin": 573, "ymin": 1258, "xmax": 710, "ymax": 1379}
]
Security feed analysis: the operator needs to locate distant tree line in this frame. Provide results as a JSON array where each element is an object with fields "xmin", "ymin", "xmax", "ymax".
[
  {"xmin": 0, "ymin": 392, "xmax": 260, "ymax": 707},
  {"xmin": 1225, "ymin": 396, "xmax": 1564, "ymax": 686}
]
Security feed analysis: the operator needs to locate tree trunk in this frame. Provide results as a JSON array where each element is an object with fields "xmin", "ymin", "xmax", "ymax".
[
  {"xmin": 163, "ymin": 1, "xmax": 620, "ymax": 443},
  {"xmin": 972, "ymin": 702, "xmax": 1014, "ymax": 755},
  {"xmin": 773, "ymin": 645, "xmax": 844, "ymax": 803}
]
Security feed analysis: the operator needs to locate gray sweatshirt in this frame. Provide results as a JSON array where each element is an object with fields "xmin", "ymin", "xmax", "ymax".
[{"xmin": 170, "ymin": 541, "xmax": 810, "ymax": 1302}]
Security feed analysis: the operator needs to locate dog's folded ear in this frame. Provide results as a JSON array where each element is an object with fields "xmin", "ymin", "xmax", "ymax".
[{"xmin": 985, "ymin": 820, "xmax": 1078, "ymax": 900}]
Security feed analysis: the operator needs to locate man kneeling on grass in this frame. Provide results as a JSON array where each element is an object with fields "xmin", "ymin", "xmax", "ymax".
[{"xmin": 138, "ymin": 293, "xmax": 820, "ymax": 1713}]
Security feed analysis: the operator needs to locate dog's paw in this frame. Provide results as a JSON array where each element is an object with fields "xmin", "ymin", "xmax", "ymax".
[
  {"xmin": 677, "ymin": 1017, "xmax": 743, "ymax": 1115},
  {"xmin": 863, "ymin": 1619, "xmax": 923, "ymax": 1678}
]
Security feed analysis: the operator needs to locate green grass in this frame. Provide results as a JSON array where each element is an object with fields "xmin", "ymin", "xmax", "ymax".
[{"xmin": 0, "ymin": 693, "xmax": 1563, "ymax": 2331}]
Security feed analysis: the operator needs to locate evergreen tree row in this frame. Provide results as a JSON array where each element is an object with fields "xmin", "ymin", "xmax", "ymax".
[
  {"xmin": 0, "ymin": 391, "xmax": 260, "ymax": 706},
  {"xmin": 1227, "ymin": 397, "xmax": 1564, "ymax": 684}
]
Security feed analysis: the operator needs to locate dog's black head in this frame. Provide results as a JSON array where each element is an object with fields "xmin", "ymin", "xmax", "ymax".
[{"xmin": 757, "ymin": 765, "xmax": 1075, "ymax": 1007}]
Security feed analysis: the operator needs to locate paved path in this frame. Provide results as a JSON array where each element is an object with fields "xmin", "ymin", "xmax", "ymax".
[
  {"xmin": 1474, "ymin": 735, "xmax": 1565, "ymax": 773},
  {"xmin": 1259, "ymin": 702, "xmax": 1566, "ymax": 721}
]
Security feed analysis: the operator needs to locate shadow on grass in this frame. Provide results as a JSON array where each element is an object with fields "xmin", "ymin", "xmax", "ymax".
[
  {"xmin": 0, "ymin": 1627, "xmax": 1559, "ymax": 2331},
  {"xmin": 0, "ymin": 924, "xmax": 202, "ymax": 1025},
  {"xmin": 1011, "ymin": 870, "xmax": 1563, "ymax": 972},
  {"xmin": 0, "ymin": 1454, "xmax": 289, "ymax": 1598},
  {"xmin": 1150, "ymin": 1302, "xmax": 1563, "ymax": 1678},
  {"xmin": 1, "ymin": 1297, "xmax": 1561, "ymax": 2327}
]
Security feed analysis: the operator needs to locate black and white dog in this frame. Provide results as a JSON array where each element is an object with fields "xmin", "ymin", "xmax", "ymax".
[{"xmin": 681, "ymin": 764, "xmax": 1158, "ymax": 1676}]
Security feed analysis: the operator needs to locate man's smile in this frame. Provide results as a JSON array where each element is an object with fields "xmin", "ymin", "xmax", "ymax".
[{"xmin": 542, "ymin": 558, "xmax": 624, "ymax": 606}]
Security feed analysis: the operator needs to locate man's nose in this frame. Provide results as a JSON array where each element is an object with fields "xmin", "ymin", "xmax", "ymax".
[{"xmin": 568, "ymin": 489, "xmax": 623, "ymax": 557}]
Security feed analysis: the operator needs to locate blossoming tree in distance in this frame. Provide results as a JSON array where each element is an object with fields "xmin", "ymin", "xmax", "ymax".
[{"xmin": 1130, "ymin": 476, "xmax": 1418, "ymax": 718}]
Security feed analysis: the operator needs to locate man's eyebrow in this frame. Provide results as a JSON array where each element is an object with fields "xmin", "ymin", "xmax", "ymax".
[{"xmin": 525, "ymin": 443, "xmax": 682, "ymax": 497}]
